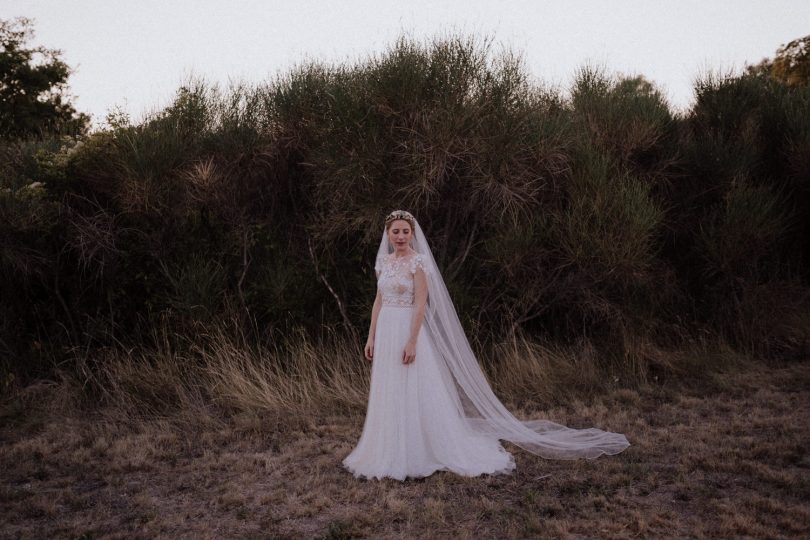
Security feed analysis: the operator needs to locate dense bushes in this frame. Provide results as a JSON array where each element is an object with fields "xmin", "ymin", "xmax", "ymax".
[{"xmin": 2, "ymin": 36, "xmax": 808, "ymax": 386}]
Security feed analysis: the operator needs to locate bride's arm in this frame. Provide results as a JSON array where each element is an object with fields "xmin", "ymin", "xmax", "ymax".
[
  {"xmin": 406, "ymin": 268, "xmax": 428, "ymax": 351},
  {"xmin": 369, "ymin": 288, "xmax": 382, "ymax": 338},
  {"xmin": 365, "ymin": 288, "xmax": 382, "ymax": 360}
]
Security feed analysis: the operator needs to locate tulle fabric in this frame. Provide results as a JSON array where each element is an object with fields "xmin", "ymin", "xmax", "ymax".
[
  {"xmin": 378, "ymin": 220, "xmax": 630, "ymax": 461},
  {"xmin": 342, "ymin": 305, "xmax": 516, "ymax": 481}
]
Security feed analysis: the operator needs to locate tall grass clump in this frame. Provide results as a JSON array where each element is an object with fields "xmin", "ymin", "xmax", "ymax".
[{"xmin": 36, "ymin": 321, "xmax": 663, "ymax": 430}]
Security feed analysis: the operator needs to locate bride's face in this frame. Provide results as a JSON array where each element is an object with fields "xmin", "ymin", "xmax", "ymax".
[{"xmin": 387, "ymin": 219, "xmax": 413, "ymax": 254}]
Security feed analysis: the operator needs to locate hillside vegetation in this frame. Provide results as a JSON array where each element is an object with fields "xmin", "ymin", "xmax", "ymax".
[{"xmin": 2, "ymin": 35, "xmax": 809, "ymax": 397}]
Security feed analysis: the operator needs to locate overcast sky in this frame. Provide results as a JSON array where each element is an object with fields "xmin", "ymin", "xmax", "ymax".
[{"xmin": 4, "ymin": 1, "xmax": 809, "ymax": 129}]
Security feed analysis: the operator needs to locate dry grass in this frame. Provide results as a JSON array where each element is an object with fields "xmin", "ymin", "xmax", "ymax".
[{"xmin": 1, "ymin": 338, "xmax": 808, "ymax": 538}]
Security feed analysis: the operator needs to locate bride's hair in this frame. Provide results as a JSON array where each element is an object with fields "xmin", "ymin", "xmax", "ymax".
[{"xmin": 385, "ymin": 209, "xmax": 416, "ymax": 229}]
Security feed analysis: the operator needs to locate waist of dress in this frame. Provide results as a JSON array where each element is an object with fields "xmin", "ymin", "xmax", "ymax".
[{"xmin": 381, "ymin": 302, "xmax": 414, "ymax": 308}]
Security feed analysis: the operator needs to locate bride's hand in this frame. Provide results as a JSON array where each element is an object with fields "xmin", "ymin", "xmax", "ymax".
[
  {"xmin": 364, "ymin": 338, "xmax": 374, "ymax": 362},
  {"xmin": 402, "ymin": 340, "xmax": 416, "ymax": 364}
]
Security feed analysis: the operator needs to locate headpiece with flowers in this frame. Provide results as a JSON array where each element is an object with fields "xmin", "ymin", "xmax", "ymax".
[{"xmin": 385, "ymin": 209, "xmax": 416, "ymax": 228}]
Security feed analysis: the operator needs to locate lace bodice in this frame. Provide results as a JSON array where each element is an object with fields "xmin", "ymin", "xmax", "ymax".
[{"xmin": 375, "ymin": 252, "xmax": 429, "ymax": 307}]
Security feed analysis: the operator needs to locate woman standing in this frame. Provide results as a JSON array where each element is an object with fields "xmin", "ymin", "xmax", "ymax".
[{"xmin": 342, "ymin": 210, "xmax": 629, "ymax": 481}]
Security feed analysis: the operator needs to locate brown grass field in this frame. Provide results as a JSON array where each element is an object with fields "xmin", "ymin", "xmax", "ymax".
[{"xmin": 1, "ymin": 341, "xmax": 808, "ymax": 539}]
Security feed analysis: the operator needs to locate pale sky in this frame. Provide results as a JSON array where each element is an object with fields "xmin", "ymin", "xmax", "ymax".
[{"xmin": 3, "ymin": 1, "xmax": 809, "ymax": 129}]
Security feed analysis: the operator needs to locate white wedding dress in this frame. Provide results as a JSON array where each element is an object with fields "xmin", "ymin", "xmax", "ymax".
[
  {"xmin": 342, "ymin": 252, "xmax": 517, "ymax": 480},
  {"xmin": 343, "ymin": 216, "xmax": 629, "ymax": 481}
]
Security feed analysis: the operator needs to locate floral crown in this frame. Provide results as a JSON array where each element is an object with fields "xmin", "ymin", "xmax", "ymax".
[{"xmin": 385, "ymin": 210, "xmax": 416, "ymax": 226}]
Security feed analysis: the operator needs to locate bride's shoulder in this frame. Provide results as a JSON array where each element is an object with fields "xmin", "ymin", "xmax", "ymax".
[
  {"xmin": 408, "ymin": 252, "xmax": 430, "ymax": 275},
  {"xmin": 374, "ymin": 252, "xmax": 391, "ymax": 272}
]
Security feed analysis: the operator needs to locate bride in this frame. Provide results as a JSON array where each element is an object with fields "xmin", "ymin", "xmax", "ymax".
[{"xmin": 342, "ymin": 210, "xmax": 630, "ymax": 481}]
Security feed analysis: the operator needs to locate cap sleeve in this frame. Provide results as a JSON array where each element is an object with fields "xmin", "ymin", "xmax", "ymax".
[
  {"xmin": 409, "ymin": 254, "xmax": 430, "ymax": 276},
  {"xmin": 374, "ymin": 253, "xmax": 385, "ymax": 273}
]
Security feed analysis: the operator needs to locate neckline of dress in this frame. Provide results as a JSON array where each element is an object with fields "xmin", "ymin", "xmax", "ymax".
[{"xmin": 390, "ymin": 250, "xmax": 417, "ymax": 260}]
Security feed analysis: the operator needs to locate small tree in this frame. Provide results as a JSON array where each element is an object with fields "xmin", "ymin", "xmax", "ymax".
[
  {"xmin": 0, "ymin": 16, "xmax": 90, "ymax": 140},
  {"xmin": 747, "ymin": 35, "xmax": 810, "ymax": 85}
]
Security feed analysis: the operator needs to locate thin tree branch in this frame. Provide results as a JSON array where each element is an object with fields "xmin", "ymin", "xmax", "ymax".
[{"xmin": 307, "ymin": 237, "xmax": 359, "ymax": 343}]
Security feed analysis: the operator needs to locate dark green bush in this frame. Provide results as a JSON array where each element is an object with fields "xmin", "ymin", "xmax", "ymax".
[{"xmin": 2, "ymin": 35, "xmax": 808, "ymax": 386}]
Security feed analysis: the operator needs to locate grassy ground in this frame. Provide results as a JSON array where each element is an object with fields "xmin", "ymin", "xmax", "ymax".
[{"xmin": 1, "ymin": 361, "xmax": 808, "ymax": 539}]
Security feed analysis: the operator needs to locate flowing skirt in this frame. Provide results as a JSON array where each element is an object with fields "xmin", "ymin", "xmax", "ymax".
[{"xmin": 342, "ymin": 305, "xmax": 516, "ymax": 480}]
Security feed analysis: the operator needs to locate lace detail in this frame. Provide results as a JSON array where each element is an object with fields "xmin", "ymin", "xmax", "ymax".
[
  {"xmin": 409, "ymin": 254, "xmax": 430, "ymax": 276},
  {"xmin": 377, "ymin": 252, "xmax": 427, "ymax": 307}
]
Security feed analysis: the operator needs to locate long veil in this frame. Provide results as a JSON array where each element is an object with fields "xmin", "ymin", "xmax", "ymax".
[{"xmin": 375, "ymin": 218, "xmax": 630, "ymax": 459}]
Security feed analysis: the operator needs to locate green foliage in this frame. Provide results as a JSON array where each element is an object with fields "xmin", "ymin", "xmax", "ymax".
[
  {"xmin": 159, "ymin": 254, "xmax": 226, "ymax": 321},
  {"xmin": 2, "ymin": 34, "xmax": 809, "ymax": 386},
  {"xmin": 570, "ymin": 65, "xmax": 674, "ymax": 171},
  {"xmin": 698, "ymin": 178, "xmax": 789, "ymax": 280},
  {"xmin": 560, "ymin": 147, "xmax": 662, "ymax": 279},
  {"xmin": 0, "ymin": 17, "xmax": 89, "ymax": 140}
]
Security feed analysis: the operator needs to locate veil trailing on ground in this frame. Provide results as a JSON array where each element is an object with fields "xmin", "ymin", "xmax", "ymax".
[{"xmin": 375, "ymin": 217, "xmax": 630, "ymax": 459}]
